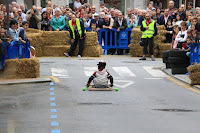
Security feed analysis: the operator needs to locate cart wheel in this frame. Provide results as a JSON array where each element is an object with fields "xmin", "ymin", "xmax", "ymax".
[
  {"xmin": 116, "ymin": 88, "xmax": 118, "ymax": 91},
  {"xmin": 83, "ymin": 88, "xmax": 86, "ymax": 91}
]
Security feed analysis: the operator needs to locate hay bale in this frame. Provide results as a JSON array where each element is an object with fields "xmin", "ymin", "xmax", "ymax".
[
  {"xmin": 73, "ymin": 44, "xmax": 102, "ymax": 57},
  {"xmin": 158, "ymin": 43, "xmax": 171, "ymax": 57},
  {"xmin": 157, "ymin": 25, "xmax": 166, "ymax": 30},
  {"xmin": 188, "ymin": 72, "xmax": 200, "ymax": 85},
  {"xmin": 85, "ymin": 32, "xmax": 98, "ymax": 45},
  {"xmin": 41, "ymin": 31, "xmax": 70, "ymax": 46},
  {"xmin": 26, "ymin": 33, "xmax": 44, "ymax": 47},
  {"xmin": 42, "ymin": 45, "xmax": 70, "ymax": 56},
  {"xmin": 5, "ymin": 58, "xmax": 40, "ymax": 79},
  {"xmin": 129, "ymin": 43, "xmax": 144, "ymax": 57},
  {"xmin": 187, "ymin": 64, "xmax": 200, "ymax": 73},
  {"xmin": 27, "ymin": 28, "xmax": 42, "ymax": 33},
  {"xmin": 31, "ymin": 47, "xmax": 43, "ymax": 57}
]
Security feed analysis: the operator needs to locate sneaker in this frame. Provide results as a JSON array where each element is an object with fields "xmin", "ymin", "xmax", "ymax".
[
  {"xmin": 139, "ymin": 56, "xmax": 146, "ymax": 60},
  {"xmin": 64, "ymin": 53, "xmax": 70, "ymax": 57},
  {"xmin": 78, "ymin": 55, "xmax": 82, "ymax": 58},
  {"xmin": 151, "ymin": 56, "xmax": 155, "ymax": 61}
]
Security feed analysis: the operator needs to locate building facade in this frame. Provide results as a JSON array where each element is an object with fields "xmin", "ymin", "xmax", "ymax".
[{"xmin": 1, "ymin": 0, "xmax": 199, "ymax": 14}]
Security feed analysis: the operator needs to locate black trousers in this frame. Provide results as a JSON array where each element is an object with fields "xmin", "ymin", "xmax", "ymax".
[
  {"xmin": 69, "ymin": 37, "xmax": 85, "ymax": 56},
  {"xmin": 143, "ymin": 37, "xmax": 154, "ymax": 55}
]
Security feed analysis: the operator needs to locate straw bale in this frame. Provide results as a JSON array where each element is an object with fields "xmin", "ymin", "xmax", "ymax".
[
  {"xmin": 41, "ymin": 31, "xmax": 70, "ymax": 46},
  {"xmin": 27, "ymin": 28, "xmax": 43, "ymax": 33},
  {"xmin": 5, "ymin": 58, "xmax": 40, "ymax": 79},
  {"xmin": 85, "ymin": 32, "xmax": 99, "ymax": 45},
  {"xmin": 129, "ymin": 43, "xmax": 143, "ymax": 57},
  {"xmin": 26, "ymin": 33, "xmax": 44, "ymax": 47},
  {"xmin": 73, "ymin": 44, "xmax": 102, "ymax": 57},
  {"xmin": 187, "ymin": 64, "xmax": 200, "ymax": 73},
  {"xmin": 42, "ymin": 45, "xmax": 70, "ymax": 56},
  {"xmin": 189, "ymin": 72, "xmax": 200, "ymax": 85},
  {"xmin": 31, "ymin": 47, "xmax": 43, "ymax": 57},
  {"xmin": 157, "ymin": 25, "xmax": 166, "ymax": 30}
]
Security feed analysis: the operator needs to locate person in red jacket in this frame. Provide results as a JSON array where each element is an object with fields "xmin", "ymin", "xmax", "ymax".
[{"xmin": 87, "ymin": 60, "xmax": 113, "ymax": 88}]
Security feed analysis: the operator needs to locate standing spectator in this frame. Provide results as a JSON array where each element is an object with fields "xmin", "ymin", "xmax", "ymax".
[
  {"xmin": 109, "ymin": 9, "xmax": 115, "ymax": 19},
  {"xmin": 0, "ymin": 11, "xmax": 5, "ymax": 28},
  {"xmin": 42, "ymin": 1, "xmax": 52, "ymax": 13},
  {"xmin": 175, "ymin": 21, "xmax": 188, "ymax": 48},
  {"xmin": 18, "ymin": 17, "xmax": 22, "ymax": 27},
  {"xmin": 13, "ymin": 11, "xmax": 19, "ymax": 21},
  {"xmin": 138, "ymin": 10, "xmax": 146, "ymax": 26},
  {"xmin": 139, "ymin": 13, "xmax": 157, "ymax": 61},
  {"xmin": 100, "ymin": 12, "xmax": 105, "ymax": 20},
  {"xmin": 18, "ymin": 9, "xmax": 26, "ymax": 21},
  {"xmin": 65, "ymin": 15, "xmax": 86, "ymax": 57},
  {"xmin": 168, "ymin": 0, "xmax": 174, "ymax": 11},
  {"xmin": 160, "ymin": 9, "xmax": 172, "ymax": 26},
  {"xmin": 113, "ymin": 12, "xmax": 127, "ymax": 55},
  {"xmin": 188, "ymin": 2, "xmax": 196, "ymax": 15},
  {"xmin": 154, "ymin": 0, "xmax": 162, "ymax": 9},
  {"xmin": 125, "ymin": 8, "xmax": 133, "ymax": 23},
  {"xmin": 102, "ymin": 15, "xmax": 114, "ymax": 30},
  {"xmin": 128, "ymin": 15, "xmax": 137, "ymax": 28},
  {"xmin": 53, "ymin": 4, "xmax": 58, "ymax": 15},
  {"xmin": 133, "ymin": 8, "xmax": 139, "ymax": 22},
  {"xmin": 74, "ymin": 0, "xmax": 82, "ymax": 11},
  {"xmin": 41, "ymin": 11, "xmax": 50, "ymax": 31},
  {"xmin": 100, "ymin": 3, "xmax": 106, "ymax": 12},
  {"xmin": 146, "ymin": 3, "xmax": 156, "ymax": 11},
  {"xmin": 20, "ymin": 4, "xmax": 28, "ymax": 14},
  {"xmin": 179, "ymin": 4, "xmax": 187, "ymax": 21},
  {"xmin": 37, "ymin": 7, "xmax": 42, "ymax": 14},
  {"xmin": 51, "ymin": 8, "xmax": 65, "ymax": 31},
  {"xmin": 195, "ymin": 20, "xmax": 200, "ymax": 32},
  {"xmin": 173, "ymin": 14, "xmax": 182, "ymax": 27},
  {"xmin": 26, "ymin": 5, "xmax": 41, "ymax": 30},
  {"xmin": 81, "ymin": 0, "xmax": 85, "ymax": 5},
  {"xmin": 80, "ymin": 13, "xmax": 91, "ymax": 28},
  {"xmin": 91, "ymin": 13, "xmax": 103, "ymax": 31},
  {"xmin": 91, "ymin": 6, "xmax": 99, "ymax": 18},
  {"xmin": 195, "ymin": 7, "xmax": 200, "ymax": 16}
]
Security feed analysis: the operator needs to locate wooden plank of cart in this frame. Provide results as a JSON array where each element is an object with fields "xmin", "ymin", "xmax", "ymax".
[{"xmin": 83, "ymin": 85, "xmax": 118, "ymax": 91}]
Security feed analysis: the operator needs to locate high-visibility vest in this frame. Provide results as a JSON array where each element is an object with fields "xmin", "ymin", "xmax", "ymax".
[
  {"xmin": 141, "ymin": 20, "xmax": 155, "ymax": 38},
  {"xmin": 69, "ymin": 18, "xmax": 86, "ymax": 39}
]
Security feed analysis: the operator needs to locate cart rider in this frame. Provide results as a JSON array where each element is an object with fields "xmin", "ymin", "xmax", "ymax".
[
  {"xmin": 87, "ymin": 60, "xmax": 113, "ymax": 88},
  {"xmin": 64, "ymin": 14, "xmax": 86, "ymax": 57}
]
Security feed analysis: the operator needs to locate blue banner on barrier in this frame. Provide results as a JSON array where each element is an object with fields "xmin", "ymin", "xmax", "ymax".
[{"xmin": 190, "ymin": 43, "xmax": 200, "ymax": 64}]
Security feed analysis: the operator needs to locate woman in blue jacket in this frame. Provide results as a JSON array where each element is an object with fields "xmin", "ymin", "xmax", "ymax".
[{"xmin": 51, "ymin": 8, "xmax": 65, "ymax": 31}]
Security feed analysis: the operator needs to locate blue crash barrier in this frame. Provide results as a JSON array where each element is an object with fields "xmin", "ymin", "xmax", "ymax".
[
  {"xmin": 190, "ymin": 43, "xmax": 200, "ymax": 64},
  {"xmin": 0, "ymin": 41, "xmax": 30, "ymax": 70},
  {"xmin": 98, "ymin": 28, "xmax": 132, "ymax": 55}
]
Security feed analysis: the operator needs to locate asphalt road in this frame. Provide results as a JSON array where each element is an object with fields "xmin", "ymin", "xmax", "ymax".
[{"xmin": 0, "ymin": 56, "xmax": 200, "ymax": 133}]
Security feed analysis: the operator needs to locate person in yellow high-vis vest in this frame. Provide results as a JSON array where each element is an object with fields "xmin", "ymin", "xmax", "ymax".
[
  {"xmin": 64, "ymin": 15, "xmax": 86, "ymax": 57},
  {"xmin": 139, "ymin": 13, "xmax": 158, "ymax": 61}
]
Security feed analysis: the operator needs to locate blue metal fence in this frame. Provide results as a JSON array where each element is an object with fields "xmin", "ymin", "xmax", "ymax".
[
  {"xmin": 190, "ymin": 43, "xmax": 200, "ymax": 64},
  {"xmin": 0, "ymin": 41, "xmax": 30, "ymax": 70},
  {"xmin": 98, "ymin": 28, "xmax": 132, "ymax": 55}
]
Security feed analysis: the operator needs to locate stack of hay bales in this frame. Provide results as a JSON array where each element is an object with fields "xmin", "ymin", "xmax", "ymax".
[
  {"xmin": 5, "ymin": 58, "xmax": 40, "ymax": 79},
  {"xmin": 129, "ymin": 25, "xmax": 168, "ymax": 57},
  {"xmin": 74, "ymin": 32, "xmax": 102, "ymax": 57},
  {"xmin": 187, "ymin": 64, "xmax": 200, "ymax": 85},
  {"xmin": 26, "ymin": 28, "xmax": 71, "ymax": 57}
]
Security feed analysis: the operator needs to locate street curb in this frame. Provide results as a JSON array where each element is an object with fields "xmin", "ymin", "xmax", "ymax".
[
  {"xmin": 0, "ymin": 78, "xmax": 52, "ymax": 85},
  {"xmin": 161, "ymin": 67, "xmax": 200, "ymax": 90}
]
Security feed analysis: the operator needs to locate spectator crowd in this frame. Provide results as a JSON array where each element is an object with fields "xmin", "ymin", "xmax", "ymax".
[{"xmin": 0, "ymin": 0, "xmax": 200, "ymax": 55}]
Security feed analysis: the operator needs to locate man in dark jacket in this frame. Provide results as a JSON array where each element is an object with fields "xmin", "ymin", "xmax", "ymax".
[
  {"xmin": 140, "ymin": 13, "xmax": 158, "ymax": 61},
  {"xmin": 160, "ymin": 9, "xmax": 173, "ymax": 26},
  {"xmin": 178, "ymin": 4, "xmax": 187, "ymax": 21},
  {"xmin": 65, "ymin": 15, "xmax": 86, "ymax": 57},
  {"xmin": 138, "ymin": 10, "xmax": 146, "ymax": 26},
  {"xmin": 113, "ymin": 12, "xmax": 127, "ymax": 55}
]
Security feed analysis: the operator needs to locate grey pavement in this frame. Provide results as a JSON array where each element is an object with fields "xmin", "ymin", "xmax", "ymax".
[{"xmin": 0, "ymin": 56, "xmax": 200, "ymax": 133}]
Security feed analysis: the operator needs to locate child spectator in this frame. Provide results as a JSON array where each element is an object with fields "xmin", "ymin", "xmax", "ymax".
[
  {"xmin": 90, "ymin": 23, "xmax": 98, "ymax": 32},
  {"xmin": 192, "ymin": 30, "xmax": 199, "ymax": 43},
  {"xmin": 187, "ymin": 29, "xmax": 192, "ymax": 39},
  {"xmin": 9, "ymin": 20, "xmax": 25, "ymax": 44},
  {"xmin": 173, "ymin": 14, "xmax": 182, "ymax": 27},
  {"xmin": 184, "ymin": 37, "xmax": 191, "ymax": 57},
  {"xmin": 175, "ymin": 21, "xmax": 188, "ymax": 49},
  {"xmin": 18, "ymin": 21, "xmax": 32, "ymax": 43},
  {"xmin": 165, "ymin": 20, "xmax": 173, "ymax": 43},
  {"xmin": 172, "ymin": 25, "xmax": 180, "ymax": 49}
]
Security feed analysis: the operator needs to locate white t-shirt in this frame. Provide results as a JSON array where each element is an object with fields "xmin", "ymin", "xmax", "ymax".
[
  {"xmin": 175, "ymin": 30, "xmax": 188, "ymax": 42},
  {"xmin": 74, "ymin": 1, "xmax": 82, "ymax": 10}
]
